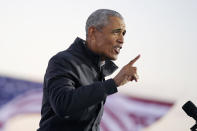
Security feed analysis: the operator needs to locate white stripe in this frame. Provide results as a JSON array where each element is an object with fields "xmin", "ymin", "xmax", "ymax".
[
  {"xmin": 106, "ymin": 95, "xmax": 170, "ymax": 116},
  {"xmin": 0, "ymin": 90, "xmax": 42, "ymax": 121},
  {"xmin": 104, "ymin": 106, "xmax": 137, "ymax": 131},
  {"xmin": 102, "ymin": 109, "xmax": 124, "ymax": 131}
]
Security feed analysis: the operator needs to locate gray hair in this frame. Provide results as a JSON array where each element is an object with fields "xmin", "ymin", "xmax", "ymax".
[{"xmin": 85, "ymin": 9, "xmax": 124, "ymax": 37}]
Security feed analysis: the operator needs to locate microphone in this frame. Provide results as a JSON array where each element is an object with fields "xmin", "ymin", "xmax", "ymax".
[
  {"xmin": 182, "ymin": 101, "xmax": 197, "ymax": 131},
  {"xmin": 182, "ymin": 101, "xmax": 197, "ymax": 121}
]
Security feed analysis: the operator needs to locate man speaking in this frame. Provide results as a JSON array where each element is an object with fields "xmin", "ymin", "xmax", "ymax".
[{"xmin": 37, "ymin": 9, "xmax": 140, "ymax": 131}]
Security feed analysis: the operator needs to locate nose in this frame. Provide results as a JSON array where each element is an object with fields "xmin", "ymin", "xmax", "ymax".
[{"xmin": 117, "ymin": 33, "xmax": 124, "ymax": 44}]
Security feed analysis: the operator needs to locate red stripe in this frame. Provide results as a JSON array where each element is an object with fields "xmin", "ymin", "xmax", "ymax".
[
  {"xmin": 15, "ymin": 99, "xmax": 42, "ymax": 108},
  {"xmin": 100, "ymin": 121, "xmax": 110, "ymax": 131},
  {"xmin": 104, "ymin": 106, "xmax": 128, "ymax": 131},
  {"xmin": 0, "ymin": 122, "xmax": 3, "ymax": 128},
  {"xmin": 125, "ymin": 95, "xmax": 174, "ymax": 107}
]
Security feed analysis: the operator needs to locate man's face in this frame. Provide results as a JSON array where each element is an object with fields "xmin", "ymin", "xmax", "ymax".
[{"xmin": 93, "ymin": 16, "xmax": 126, "ymax": 60}]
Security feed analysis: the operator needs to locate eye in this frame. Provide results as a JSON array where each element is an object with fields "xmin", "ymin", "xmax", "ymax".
[
  {"xmin": 112, "ymin": 29, "xmax": 126, "ymax": 36},
  {"xmin": 122, "ymin": 30, "xmax": 126, "ymax": 36}
]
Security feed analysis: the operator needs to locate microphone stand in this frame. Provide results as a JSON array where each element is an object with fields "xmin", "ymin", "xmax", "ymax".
[{"xmin": 191, "ymin": 123, "xmax": 197, "ymax": 131}]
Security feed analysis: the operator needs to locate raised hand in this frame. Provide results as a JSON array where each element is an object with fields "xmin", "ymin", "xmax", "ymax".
[{"xmin": 113, "ymin": 55, "xmax": 140, "ymax": 87}]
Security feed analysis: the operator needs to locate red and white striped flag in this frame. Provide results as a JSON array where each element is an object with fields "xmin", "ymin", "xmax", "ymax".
[
  {"xmin": 101, "ymin": 94, "xmax": 173, "ymax": 131},
  {"xmin": 0, "ymin": 76, "xmax": 173, "ymax": 131}
]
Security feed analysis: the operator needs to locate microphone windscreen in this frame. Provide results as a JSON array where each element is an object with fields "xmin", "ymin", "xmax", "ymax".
[{"xmin": 182, "ymin": 101, "xmax": 197, "ymax": 121}]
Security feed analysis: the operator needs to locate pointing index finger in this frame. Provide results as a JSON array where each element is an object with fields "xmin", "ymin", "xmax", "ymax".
[{"xmin": 129, "ymin": 54, "xmax": 140, "ymax": 65}]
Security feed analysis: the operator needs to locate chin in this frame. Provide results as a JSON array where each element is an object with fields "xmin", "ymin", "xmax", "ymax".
[
  {"xmin": 103, "ymin": 53, "xmax": 118, "ymax": 61},
  {"xmin": 108, "ymin": 55, "xmax": 118, "ymax": 61}
]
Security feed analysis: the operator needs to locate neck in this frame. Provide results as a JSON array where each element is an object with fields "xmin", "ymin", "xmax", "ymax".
[
  {"xmin": 86, "ymin": 39, "xmax": 98, "ymax": 55},
  {"xmin": 86, "ymin": 38, "xmax": 107, "ymax": 61}
]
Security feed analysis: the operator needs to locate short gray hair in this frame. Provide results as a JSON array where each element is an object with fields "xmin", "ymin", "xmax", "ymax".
[{"xmin": 85, "ymin": 9, "xmax": 123, "ymax": 37}]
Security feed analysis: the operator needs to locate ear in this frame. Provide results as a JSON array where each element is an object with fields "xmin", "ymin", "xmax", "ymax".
[{"xmin": 88, "ymin": 26, "xmax": 97, "ymax": 40}]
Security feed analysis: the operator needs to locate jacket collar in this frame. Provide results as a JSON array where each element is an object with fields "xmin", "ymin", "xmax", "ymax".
[{"xmin": 70, "ymin": 37, "xmax": 118, "ymax": 76}]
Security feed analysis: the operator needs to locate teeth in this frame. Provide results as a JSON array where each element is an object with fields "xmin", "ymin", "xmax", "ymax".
[{"xmin": 115, "ymin": 47, "xmax": 120, "ymax": 53}]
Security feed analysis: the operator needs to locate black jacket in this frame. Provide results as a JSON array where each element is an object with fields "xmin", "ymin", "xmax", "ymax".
[{"xmin": 38, "ymin": 37, "xmax": 118, "ymax": 131}]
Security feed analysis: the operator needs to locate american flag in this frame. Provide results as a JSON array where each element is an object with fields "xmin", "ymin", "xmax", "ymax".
[{"xmin": 0, "ymin": 76, "xmax": 173, "ymax": 131}]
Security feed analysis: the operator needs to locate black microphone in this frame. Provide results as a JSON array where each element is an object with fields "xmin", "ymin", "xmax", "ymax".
[{"xmin": 182, "ymin": 101, "xmax": 197, "ymax": 121}]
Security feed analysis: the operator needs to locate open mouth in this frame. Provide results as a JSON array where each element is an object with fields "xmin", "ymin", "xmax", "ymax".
[{"xmin": 114, "ymin": 46, "xmax": 122, "ymax": 54}]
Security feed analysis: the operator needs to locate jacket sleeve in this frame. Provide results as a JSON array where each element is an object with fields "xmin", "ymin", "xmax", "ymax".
[{"xmin": 45, "ymin": 54, "xmax": 118, "ymax": 118}]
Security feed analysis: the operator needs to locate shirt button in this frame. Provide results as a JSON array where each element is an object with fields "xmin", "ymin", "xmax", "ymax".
[{"xmin": 64, "ymin": 115, "xmax": 70, "ymax": 119}]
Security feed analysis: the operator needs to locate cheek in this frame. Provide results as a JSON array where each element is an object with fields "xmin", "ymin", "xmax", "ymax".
[
  {"xmin": 107, "ymin": 37, "xmax": 116, "ymax": 48},
  {"xmin": 103, "ymin": 39, "xmax": 114, "ymax": 49},
  {"xmin": 96, "ymin": 34, "xmax": 116, "ymax": 53}
]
